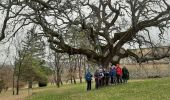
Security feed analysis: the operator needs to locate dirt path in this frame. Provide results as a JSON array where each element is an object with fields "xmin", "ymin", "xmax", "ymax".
[
  {"xmin": 0, "ymin": 88, "xmax": 46, "ymax": 100},
  {"xmin": 0, "ymin": 91, "xmax": 29, "ymax": 100}
]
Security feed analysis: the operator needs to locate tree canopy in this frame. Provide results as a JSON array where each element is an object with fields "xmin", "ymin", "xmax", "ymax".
[{"xmin": 0, "ymin": 0, "xmax": 170, "ymax": 68}]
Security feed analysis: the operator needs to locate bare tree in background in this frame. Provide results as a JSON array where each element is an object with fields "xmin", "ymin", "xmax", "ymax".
[
  {"xmin": 48, "ymin": 50, "xmax": 63, "ymax": 87},
  {"xmin": 68, "ymin": 56, "xmax": 77, "ymax": 84},
  {"xmin": 77, "ymin": 55, "xmax": 83, "ymax": 83},
  {"xmin": 12, "ymin": 36, "xmax": 27, "ymax": 95},
  {"xmin": 0, "ymin": 0, "xmax": 170, "ymax": 68}
]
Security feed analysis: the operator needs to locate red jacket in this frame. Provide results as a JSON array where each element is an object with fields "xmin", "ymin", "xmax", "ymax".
[{"xmin": 116, "ymin": 65, "xmax": 122, "ymax": 76}]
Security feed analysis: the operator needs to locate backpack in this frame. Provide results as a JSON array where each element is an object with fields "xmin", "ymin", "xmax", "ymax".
[{"xmin": 85, "ymin": 72, "xmax": 92, "ymax": 81}]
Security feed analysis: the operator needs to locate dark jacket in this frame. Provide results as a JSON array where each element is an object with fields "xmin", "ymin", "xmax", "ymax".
[
  {"xmin": 85, "ymin": 72, "xmax": 92, "ymax": 81},
  {"xmin": 94, "ymin": 71, "xmax": 100, "ymax": 81},
  {"xmin": 122, "ymin": 67, "xmax": 129, "ymax": 79}
]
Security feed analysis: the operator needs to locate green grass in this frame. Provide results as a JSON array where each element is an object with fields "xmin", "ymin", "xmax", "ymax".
[{"xmin": 28, "ymin": 77, "xmax": 170, "ymax": 100}]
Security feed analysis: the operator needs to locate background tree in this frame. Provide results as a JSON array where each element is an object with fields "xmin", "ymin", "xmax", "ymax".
[
  {"xmin": 14, "ymin": 27, "xmax": 46, "ymax": 94},
  {"xmin": 0, "ymin": 65, "xmax": 13, "ymax": 93},
  {"xmin": 48, "ymin": 51, "xmax": 64, "ymax": 87},
  {"xmin": 15, "ymin": 56, "xmax": 47, "ymax": 88}
]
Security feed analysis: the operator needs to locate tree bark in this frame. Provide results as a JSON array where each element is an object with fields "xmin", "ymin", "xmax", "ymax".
[
  {"xmin": 16, "ymin": 75, "xmax": 20, "ymax": 95},
  {"xmin": 53, "ymin": 72, "xmax": 57, "ymax": 86},
  {"xmin": 28, "ymin": 81, "xmax": 32, "ymax": 89},
  {"xmin": 60, "ymin": 76, "xmax": 63, "ymax": 85},
  {"xmin": 12, "ymin": 71, "xmax": 15, "ymax": 95},
  {"xmin": 70, "ymin": 77, "xmax": 73, "ymax": 84},
  {"xmin": 73, "ymin": 76, "xmax": 76, "ymax": 84},
  {"xmin": 78, "ymin": 55, "xmax": 82, "ymax": 83},
  {"xmin": 16, "ymin": 61, "xmax": 22, "ymax": 95},
  {"xmin": 56, "ymin": 70, "xmax": 60, "ymax": 88}
]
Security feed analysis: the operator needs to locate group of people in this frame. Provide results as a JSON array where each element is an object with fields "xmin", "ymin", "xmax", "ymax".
[{"xmin": 85, "ymin": 64, "xmax": 129, "ymax": 91}]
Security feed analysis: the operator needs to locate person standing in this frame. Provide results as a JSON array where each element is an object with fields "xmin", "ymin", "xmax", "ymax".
[
  {"xmin": 103, "ymin": 69, "xmax": 110, "ymax": 86},
  {"xmin": 110, "ymin": 65, "xmax": 117, "ymax": 84},
  {"xmin": 99, "ymin": 68, "xmax": 104, "ymax": 87},
  {"xmin": 85, "ymin": 70, "xmax": 93, "ymax": 91},
  {"xmin": 94, "ymin": 69, "xmax": 100, "ymax": 89},
  {"xmin": 122, "ymin": 66, "xmax": 129, "ymax": 83},
  {"xmin": 115, "ymin": 64, "xmax": 123, "ymax": 84}
]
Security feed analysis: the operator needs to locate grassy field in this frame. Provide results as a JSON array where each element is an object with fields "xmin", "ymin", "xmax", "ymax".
[
  {"xmin": 27, "ymin": 77, "xmax": 170, "ymax": 100},
  {"xmin": 1, "ymin": 77, "xmax": 170, "ymax": 100}
]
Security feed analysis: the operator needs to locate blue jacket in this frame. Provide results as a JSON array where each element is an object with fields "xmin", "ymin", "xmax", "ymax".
[
  {"xmin": 110, "ymin": 69, "xmax": 116, "ymax": 77},
  {"xmin": 85, "ymin": 72, "xmax": 92, "ymax": 81}
]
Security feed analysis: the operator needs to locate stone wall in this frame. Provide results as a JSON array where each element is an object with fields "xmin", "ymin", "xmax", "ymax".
[{"xmin": 123, "ymin": 63, "xmax": 170, "ymax": 79}]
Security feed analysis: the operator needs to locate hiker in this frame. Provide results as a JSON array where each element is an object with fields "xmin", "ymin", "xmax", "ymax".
[
  {"xmin": 115, "ymin": 64, "xmax": 123, "ymax": 83},
  {"xmin": 85, "ymin": 70, "xmax": 93, "ymax": 91},
  {"xmin": 122, "ymin": 66, "xmax": 129, "ymax": 83},
  {"xmin": 99, "ymin": 68, "xmax": 104, "ymax": 87},
  {"xmin": 94, "ymin": 69, "xmax": 100, "ymax": 89},
  {"xmin": 102, "ymin": 68, "xmax": 106, "ymax": 86},
  {"xmin": 104, "ymin": 69, "xmax": 110, "ymax": 86},
  {"xmin": 110, "ymin": 65, "xmax": 117, "ymax": 84}
]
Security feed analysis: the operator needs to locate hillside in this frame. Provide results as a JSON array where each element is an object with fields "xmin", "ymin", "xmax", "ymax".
[{"xmin": 28, "ymin": 77, "xmax": 170, "ymax": 100}]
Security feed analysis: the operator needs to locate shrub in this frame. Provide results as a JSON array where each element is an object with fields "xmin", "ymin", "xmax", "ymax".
[
  {"xmin": 0, "ymin": 80, "xmax": 5, "ymax": 93},
  {"xmin": 38, "ymin": 78, "xmax": 47, "ymax": 87},
  {"xmin": 147, "ymin": 75, "xmax": 161, "ymax": 78}
]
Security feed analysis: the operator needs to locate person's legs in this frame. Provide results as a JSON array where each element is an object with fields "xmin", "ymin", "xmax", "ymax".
[
  {"xmin": 123, "ymin": 78, "xmax": 125, "ymax": 83},
  {"xmin": 98, "ymin": 79, "xmax": 100, "ymax": 87},
  {"xmin": 125, "ymin": 76, "xmax": 128, "ymax": 83},
  {"xmin": 116, "ymin": 74, "xmax": 120, "ymax": 83},
  {"xmin": 95, "ymin": 80, "xmax": 97, "ymax": 89},
  {"xmin": 126, "ymin": 75, "xmax": 129, "ymax": 83},
  {"xmin": 111, "ymin": 77, "xmax": 113, "ymax": 84},
  {"xmin": 95, "ymin": 79, "xmax": 99, "ymax": 89},
  {"xmin": 87, "ymin": 81, "xmax": 91, "ymax": 90},
  {"xmin": 97, "ymin": 79, "xmax": 99, "ymax": 89},
  {"xmin": 99, "ymin": 79, "xmax": 101, "ymax": 87},
  {"xmin": 89, "ymin": 80, "xmax": 91, "ymax": 90},
  {"xmin": 106, "ymin": 77, "xmax": 109, "ymax": 85},
  {"xmin": 102, "ymin": 77, "xmax": 104, "ymax": 86},
  {"xmin": 113, "ymin": 77, "xmax": 117, "ymax": 84},
  {"xmin": 125, "ymin": 79, "xmax": 127, "ymax": 83},
  {"xmin": 87, "ymin": 81, "xmax": 89, "ymax": 90},
  {"xmin": 120, "ymin": 76, "xmax": 123, "ymax": 83}
]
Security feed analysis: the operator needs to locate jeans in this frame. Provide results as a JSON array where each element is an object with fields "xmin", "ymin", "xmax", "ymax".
[{"xmin": 87, "ymin": 80, "xmax": 91, "ymax": 90}]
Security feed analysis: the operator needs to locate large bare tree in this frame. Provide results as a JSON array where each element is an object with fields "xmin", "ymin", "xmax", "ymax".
[{"xmin": 0, "ymin": 0, "xmax": 170, "ymax": 68}]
